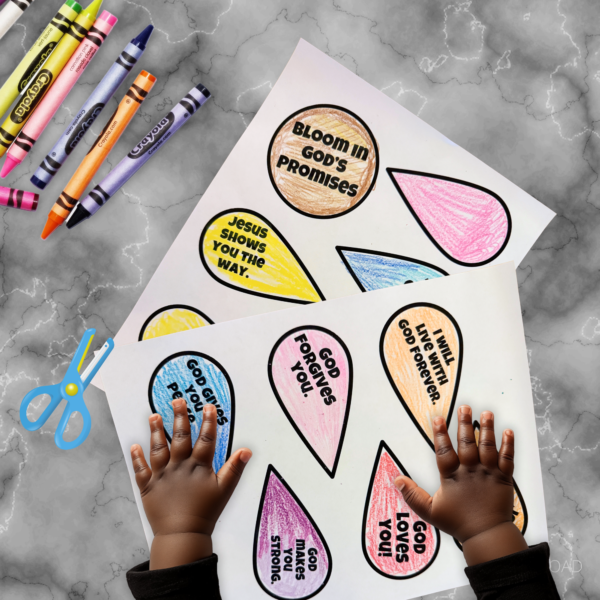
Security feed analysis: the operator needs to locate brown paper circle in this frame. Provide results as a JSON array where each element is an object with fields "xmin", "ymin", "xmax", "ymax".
[{"xmin": 268, "ymin": 105, "xmax": 378, "ymax": 218}]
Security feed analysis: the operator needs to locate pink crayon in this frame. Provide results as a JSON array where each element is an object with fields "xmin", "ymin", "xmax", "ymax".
[
  {"xmin": 1, "ymin": 10, "xmax": 117, "ymax": 178},
  {"xmin": 0, "ymin": 186, "xmax": 39, "ymax": 211}
]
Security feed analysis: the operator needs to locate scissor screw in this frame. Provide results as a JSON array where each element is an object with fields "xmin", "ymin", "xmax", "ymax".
[{"xmin": 65, "ymin": 383, "xmax": 79, "ymax": 396}]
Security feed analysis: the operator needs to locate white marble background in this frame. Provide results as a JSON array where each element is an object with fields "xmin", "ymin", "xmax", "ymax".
[{"xmin": 0, "ymin": 0, "xmax": 597, "ymax": 598}]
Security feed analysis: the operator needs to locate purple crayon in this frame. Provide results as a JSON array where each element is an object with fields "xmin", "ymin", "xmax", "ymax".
[
  {"xmin": 66, "ymin": 83, "xmax": 210, "ymax": 229},
  {"xmin": 0, "ymin": 186, "xmax": 39, "ymax": 211}
]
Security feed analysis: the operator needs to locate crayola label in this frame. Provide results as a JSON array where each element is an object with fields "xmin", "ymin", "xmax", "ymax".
[
  {"xmin": 65, "ymin": 103, "xmax": 105, "ymax": 154},
  {"xmin": 128, "ymin": 113, "xmax": 175, "ymax": 159},
  {"xmin": 19, "ymin": 43, "xmax": 57, "ymax": 92},
  {"xmin": 11, "ymin": 69, "xmax": 53, "ymax": 124}
]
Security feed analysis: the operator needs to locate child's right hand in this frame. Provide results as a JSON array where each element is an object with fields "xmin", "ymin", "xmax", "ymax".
[{"xmin": 394, "ymin": 405, "xmax": 528, "ymax": 566}]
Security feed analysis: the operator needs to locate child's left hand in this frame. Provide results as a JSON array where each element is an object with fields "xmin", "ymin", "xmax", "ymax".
[{"xmin": 130, "ymin": 399, "xmax": 252, "ymax": 570}]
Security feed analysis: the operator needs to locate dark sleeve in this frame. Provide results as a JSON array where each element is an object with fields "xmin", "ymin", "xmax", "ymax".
[
  {"xmin": 126, "ymin": 553, "xmax": 221, "ymax": 600},
  {"xmin": 465, "ymin": 543, "xmax": 560, "ymax": 600}
]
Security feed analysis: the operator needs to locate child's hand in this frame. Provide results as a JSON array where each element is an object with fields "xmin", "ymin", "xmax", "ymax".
[
  {"xmin": 394, "ymin": 405, "xmax": 528, "ymax": 566},
  {"xmin": 130, "ymin": 399, "xmax": 252, "ymax": 570}
]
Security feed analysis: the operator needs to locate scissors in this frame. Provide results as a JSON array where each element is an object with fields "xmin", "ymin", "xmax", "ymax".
[{"xmin": 20, "ymin": 328, "xmax": 114, "ymax": 450}]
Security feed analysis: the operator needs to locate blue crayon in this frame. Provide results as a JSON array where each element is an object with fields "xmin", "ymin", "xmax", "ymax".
[
  {"xmin": 66, "ymin": 83, "xmax": 210, "ymax": 229},
  {"xmin": 31, "ymin": 24, "xmax": 154, "ymax": 190},
  {"xmin": 337, "ymin": 246, "xmax": 448, "ymax": 292}
]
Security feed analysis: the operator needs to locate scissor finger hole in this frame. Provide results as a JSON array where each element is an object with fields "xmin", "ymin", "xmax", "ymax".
[
  {"xmin": 26, "ymin": 394, "xmax": 53, "ymax": 422},
  {"xmin": 62, "ymin": 411, "xmax": 84, "ymax": 442}
]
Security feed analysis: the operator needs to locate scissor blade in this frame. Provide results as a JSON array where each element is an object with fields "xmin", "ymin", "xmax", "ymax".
[
  {"xmin": 77, "ymin": 334, "xmax": 94, "ymax": 372},
  {"xmin": 81, "ymin": 341, "xmax": 111, "ymax": 385}
]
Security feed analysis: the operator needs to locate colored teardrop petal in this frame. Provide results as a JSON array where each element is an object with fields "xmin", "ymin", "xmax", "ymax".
[
  {"xmin": 362, "ymin": 441, "xmax": 440, "ymax": 578},
  {"xmin": 388, "ymin": 169, "xmax": 511, "ymax": 266},
  {"xmin": 381, "ymin": 304, "xmax": 462, "ymax": 449},
  {"xmin": 268, "ymin": 326, "xmax": 353, "ymax": 477},
  {"xmin": 200, "ymin": 209, "xmax": 324, "ymax": 304},
  {"xmin": 254, "ymin": 466, "xmax": 332, "ymax": 599},
  {"xmin": 149, "ymin": 352, "xmax": 234, "ymax": 472},
  {"xmin": 454, "ymin": 422, "xmax": 528, "ymax": 550},
  {"xmin": 139, "ymin": 305, "xmax": 213, "ymax": 341},
  {"xmin": 337, "ymin": 246, "xmax": 447, "ymax": 292}
]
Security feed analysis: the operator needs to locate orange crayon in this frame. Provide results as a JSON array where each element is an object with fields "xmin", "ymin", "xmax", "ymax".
[{"xmin": 41, "ymin": 70, "xmax": 156, "ymax": 239}]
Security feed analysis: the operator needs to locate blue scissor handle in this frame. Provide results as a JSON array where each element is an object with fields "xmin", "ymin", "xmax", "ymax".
[
  {"xmin": 19, "ymin": 328, "xmax": 114, "ymax": 450},
  {"xmin": 20, "ymin": 384, "xmax": 64, "ymax": 431}
]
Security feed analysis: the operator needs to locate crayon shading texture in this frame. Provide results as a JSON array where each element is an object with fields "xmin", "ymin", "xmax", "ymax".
[
  {"xmin": 41, "ymin": 69, "xmax": 156, "ymax": 239},
  {"xmin": 149, "ymin": 352, "xmax": 233, "ymax": 473},
  {"xmin": 337, "ymin": 247, "xmax": 447, "ymax": 292},
  {"xmin": 254, "ymin": 466, "xmax": 332, "ymax": 599},
  {"xmin": 388, "ymin": 169, "xmax": 511, "ymax": 266},
  {"xmin": 362, "ymin": 441, "xmax": 440, "ymax": 578},
  {"xmin": 1, "ymin": 10, "xmax": 117, "ymax": 178},
  {"xmin": 268, "ymin": 326, "xmax": 352, "ymax": 477},
  {"xmin": 0, "ymin": 0, "xmax": 36, "ymax": 41},
  {"xmin": 67, "ymin": 82, "xmax": 209, "ymax": 228},
  {"xmin": 380, "ymin": 304, "xmax": 462, "ymax": 449},
  {"xmin": 0, "ymin": 0, "xmax": 104, "ymax": 158},
  {"xmin": 32, "ymin": 24, "xmax": 154, "ymax": 190},
  {"xmin": 0, "ymin": 185, "xmax": 38, "ymax": 210},
  {"xmin": 200, "ymin": 209, "xmax": 325, "ymax": 304},
  {"xmin": 0, "ymin": 0, "xmax": 82, "ymax": 120}
]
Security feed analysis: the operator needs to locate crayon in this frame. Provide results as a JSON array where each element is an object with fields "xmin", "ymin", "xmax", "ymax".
[
  {"xmin": 67, "ymin": 83, "xmax": 210, "ymax": 229},
  {"xmin": 42, "ymin": 70, "xmax": 156, "ymax": 239},
  {"xmin": 0, "ymin": 0, "xmax": 82, "ymax": 121},
  {"xmin": 0, "ymin": 185, "xmax": 38, "ymax": 210},
  {"xmin": 0, "ymin": 0, "xmax": 36, "ymax": 41},
  {"xmin": 0, "ymin": 0, "xmax": 103, "ymax": 159},
  {"xmin": 32, "ymin": 24, "xmax": 153, "ymax": 190},
  {"xmin": 1, "ymin": 11, "xmax": 117, "ymax": 177}
]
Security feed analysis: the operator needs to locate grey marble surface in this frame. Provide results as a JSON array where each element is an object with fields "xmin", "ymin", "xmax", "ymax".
[{"xmin": 0, "ymin": 0, "xmax": 597, "ymax": 598}]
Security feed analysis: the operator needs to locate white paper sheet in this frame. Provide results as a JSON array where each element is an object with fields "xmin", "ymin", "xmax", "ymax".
[
  {"xmin": 93, "ymin": 39, "xmax": 554, "ymax": 390},
  {"xmin": 102, "ymin": 262, "xmax": 547, "ymax": 600}
]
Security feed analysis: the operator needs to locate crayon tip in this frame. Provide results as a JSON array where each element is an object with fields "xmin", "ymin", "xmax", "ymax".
[
  {"xmin": 99, "ymin": 10, "xmax": 117, "ymax": 26},
  {"xmin": 82, "ymin": 0, "xmax": 103, "ymax": 22},
  {"xmin": 65, "ymin": 0, "xmax": 83, "ymax": 13},
  {"xmin": 41, "ymin": 213, "xmax": 63, "ymax": 240},
  {"xmin": 132, "ymin": 24, "xmax": 154, "ymax": 49},
  {"xmin": 65, "ymin": 204, "xmax": 90, "ymax": 229},
  {"xmin": 0, "ymin": 156, "xmax": 19, "ymax": 178},
  {"xmin": 30, "ymin": 174, "xmax": 47, "ymax": 190}
]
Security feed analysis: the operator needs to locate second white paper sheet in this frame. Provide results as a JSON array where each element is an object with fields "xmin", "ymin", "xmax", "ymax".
[
  {"xmin": 94, "ymin": 39, "xmax": 554, "ymax": 389},
  {"xmin": 102, "ymin": 262, "xmax": 547, "ymax": 600}
]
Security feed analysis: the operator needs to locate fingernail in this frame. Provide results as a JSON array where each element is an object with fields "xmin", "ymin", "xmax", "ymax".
[
  {"xmin": 505, "ymin": 429, "xmax": 513, "ymax": 437},
  {"xmin": 130, "ymin": 444, "xmax": 139, "ymax": 454},
  {"xmin": 434, "ymin": 416, "xmax": 444, "ymax": 427},
  {"xmin": 150, "ymin": 414, "xmax": 160, "ymax": 423},
  {"xmin": 204, "ymin": 404, "xmax": 215, "ymax": 415},
  {"xmin": 482, "ymin": 411, "xmax": 493, "ymax": 422},
  {"xmin": 460, "ymin": 405, "xmax": 471, "ymax": 416},
  {"xmin": 172, "ymin": 399, "xmax": 184, "ymax": 408},
  {"xmin": 394, "ymin": 477, "xmax": 405, "ymax": 491},
  {"xmin": 240, "ymin": 450, "xmax": 252, "ymax": 464}
]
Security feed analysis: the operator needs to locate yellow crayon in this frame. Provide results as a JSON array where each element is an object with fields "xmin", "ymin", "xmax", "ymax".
[
  {"xmin": 0, "ymin": 0, "xmax": 103, "ymax": 158},
  {"xmin": 0, "ymin": 0, "xmax": 82, "ymax": 120},
  {"xmin": 42, "ymin": 70, "xmax": 156, "ymax": 239}
]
